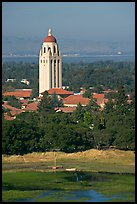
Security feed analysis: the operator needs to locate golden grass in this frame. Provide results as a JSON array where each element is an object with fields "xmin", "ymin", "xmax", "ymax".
[{"xmin": 2, "ymin": 149, "xmax": 135, "ymax": 163}]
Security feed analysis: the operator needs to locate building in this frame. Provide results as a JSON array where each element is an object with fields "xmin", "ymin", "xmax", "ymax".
[
  {"xmin": 47, "ymin": 88, "xmax": 73, "ymax": 99},
  {"xmin": 6, "ymin": 78, "xmax": 16, "ymax": 83},
  {"xmin": 3, "ymin": 89, "xmax": 32, "ymax": 100},
  {"xmin": 55, "ymin": 107, "xmax": 76, "ymax": 113},
  {"xmin": 92, "ymin": 93, "xmax": 108, "ymax": 110},
  {"xmin": 63, "ymin": 95, "xmax": 90, "ymax": 107},
  {"xmin": 21, "ymin": 79, "xmax": 30, "ymax": 85},
  {"xmin": 39, "ymin": 29, "xmax": 62, "ymax": 96}
]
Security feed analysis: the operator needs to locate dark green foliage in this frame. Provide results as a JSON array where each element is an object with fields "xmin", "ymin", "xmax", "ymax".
[
  {"xmin": 86, "ymin": 98, "xmax": 100, "ymax": 112},
  {"xmin": 98, "ymin": 112, "xmax": 106, "ymax": 130},
  {"xmin": 62, "ymin": 61, "xmax": 135, "ymax": 94},
  {"xmin": 114, "ymin": 86, "xmax": 129, "ymax": 115},
  {"xmin": 3, "ymin": 96, "xmax": 22, "ymax": 109},
  {"xmin": 50, "ymin": 92, "xmax": 63, "ymax": 108},
  {"xmin": 83, "ymin": 111, "xmax": 93, "ymax": 127},
  {"xmin": 72, "ymin": 103, "xmax": 85, "ymax": 123},
  {"xmin": 2, "ymin": 62, "xmax": 39, "ymax": 98},
  {"xmin": 38, "ymin": 91, "xmax": 54, "ymax": 113},
  {"xmin": 2, "ymin": 115, "xmax": 42, "ymax": 155},
  {"xmin": 2, "ymin": 96, "xmax": 135, "ymax": 154},
  {"xmin": 83, "ymin": 89, "xmax": 91, "ymax": 98},
  {"xmin": 38, "ymin": 91, "xmax": 63, "ymax": 114},
  {"xmin": 104, "ymin": 99, "xmax": 114, "ymax": 114},
  {"xmin": 33, "ymin": 112, "xmax": 94, "ymax": 153}
]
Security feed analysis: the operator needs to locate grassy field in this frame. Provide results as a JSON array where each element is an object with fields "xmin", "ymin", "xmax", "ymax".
[{"xmin": 2, "ymin": 149, "xmax": 135, "ymax": 202}]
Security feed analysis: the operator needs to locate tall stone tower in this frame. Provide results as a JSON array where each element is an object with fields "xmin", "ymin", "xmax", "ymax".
[{"xmin": 39, "ymin": 29, "xmax": 62, "ymax": 96}]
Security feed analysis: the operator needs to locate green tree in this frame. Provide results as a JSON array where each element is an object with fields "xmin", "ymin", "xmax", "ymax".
[
  {"xmin": 86, "ymin": 98, "xmax": 100, "ymax": 112},
  {"xmin": 113, "ymin": 128, "xmax": 135, "ymax": 150},
  {"xmin": 2, "ymin": 116, "xmax": 42, "ymax": 155},
  {"xmin": 4, "ymin": 96, "xmax": 22, "ymax": 109},
  {"xmin": 83, "ymin": 89, "xmax": 91, "ymax": 98},
  {"xmin": 83, "ymin": 111, "xmax": 94, "ymax": 130},
  {"xmin": 72, "ymin": 103, "xmax": 85, "ymax": 123},
  {"xmin": 115, "ymin": 86, "xmax": 129, "ymax": 115},
  {"xmin": 98, "ymin": 112, "xmax": 106, "ymax": 130},
  {"xmin": 50, "ymin": 92, "xmax": 63, "ymax": 108},
  {"xmin": 38, "ymin": 91, "xmax": 53, "ymax": 113},
  {"xmin": 104, "ymin": 99, "xmax": 114, "ymax": 114}
]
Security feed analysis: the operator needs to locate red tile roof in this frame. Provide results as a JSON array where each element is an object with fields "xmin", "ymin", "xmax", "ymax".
[
  {"xmin": 2, "ymin": 103, "xmax": 20, "ymax": 111},
  {"xmin": 96, "ymin": 98, "xmax": 109, "ymax": 110},
  {"xmin": 44, "ymin": 35, "xmax": 57, "ymax": 43},
  {"xmin": 2, "ymin": 102, "xmax": 23, "ymax": 117},
  {"xmin": 92, "ymin": 93, "xmax": 105, "ymax": 99},
  {"xmin": 63, "ymin": 95, "xmax": 90, "ymax": 106},
  {"xmin": 47, "ymin": 88, "xmax": 74, "ymax": 95},
  {"xmin": 24, "ymin": 102, "xmax": 38, "ymax": 111},
  {"xmin": 55, "ymin": 107, "xmax": 76, "ymax": 113},
  {"xmin": 3, "ymin": 101, "xmax": 38, "ymax": 120},
  {"xmin": 4, "ymin": 113, "xmax": 15, "ymax": 120},
  {"xmin": 3, "ymin": 89, "xmax": 32, "ymax": 98},
  {"xmin": 20, "ymin": 99, "xmax": 29, "ymax": 105},
  {"xmin": 10, "ymin": 109, "xmax": 23, "ymax": 116},
  {"xmin": 104, "ymin": 98, "xmax": 109, "ymax": 103}
]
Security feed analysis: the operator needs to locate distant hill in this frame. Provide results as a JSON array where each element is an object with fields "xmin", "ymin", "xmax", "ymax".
[{"xmin": 2, "ymin": 35, "xmax": 135, "ymax": 56}]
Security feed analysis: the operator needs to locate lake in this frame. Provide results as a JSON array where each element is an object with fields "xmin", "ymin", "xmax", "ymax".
[
  {"xmin": 15, "ymin": 189, "xmax": 134, "ymax": 202},
  {"xmin": 2, "ymin": 171, "xmax": 135, "ymax": 202}
]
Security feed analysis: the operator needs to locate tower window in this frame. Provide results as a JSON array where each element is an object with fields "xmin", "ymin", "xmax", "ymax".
[
  {"xmin": 44, "ymin": 47, "xmax": 46, "ymax": 53},
  {"xmin": 54, "ymin": 46, "xmax": 56, "ymax": 54}
]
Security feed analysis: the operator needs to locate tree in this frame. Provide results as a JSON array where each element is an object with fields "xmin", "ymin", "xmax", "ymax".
[
  {"xmin": 113, "ymin": 128, "xmax": 135, "ymax": 150},
  {"xmin": 115, "ymin": 86, "xmax": 129, "ymax": 115},
  {"xmin": 30, "ymin": 87, "xmax": 39, "ymax": 99},
  {"xmin": 3, "ymin": 96, "xmax": 22, "ymax": 109},
  {"xmin": 38, "ymin": 91, "xmax": 53, "ymax": 113},
  {"xmin": 2, "ymin": 116, "xmax": 42, "ymax": 155},
  {"xmin": 86, "ymin": 98, "xmax": 100, "ymax": 112},
  {"xmin": 50, "ymin": 92, "xmax": 63, "ymax": 108},
  {"xmin": 72, "ymin": 103, "xmax": 85, "ymax": 123},
  {"xmin": 98, "ymin": 112, "xmax": 106, "ymax": 130},
  {"xmin": 83, "ymin": 89, "xmax": 92, "ymax": 98},
  {"xmin": 104, "ymin": 99, "xmax": 114, "ymax": 114},
  {"xmin": 83, "ymin": 111, "xmax": 93, "ymax": 129}
]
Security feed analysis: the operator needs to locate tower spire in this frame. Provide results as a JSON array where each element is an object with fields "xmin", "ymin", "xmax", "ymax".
[{"xmin": 48, "ymin": 28, "xmax": 52, "ymax": 36}]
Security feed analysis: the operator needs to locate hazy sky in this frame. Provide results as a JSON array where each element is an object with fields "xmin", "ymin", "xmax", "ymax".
[{"xmin": 2, "ymin": 2, "xmax": 135, "ymax": 43}]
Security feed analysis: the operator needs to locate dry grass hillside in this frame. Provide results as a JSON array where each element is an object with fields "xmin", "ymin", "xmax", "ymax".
[
  {"xmin": 2, "ymin": 149, "xmax": 135, "ymax": 173},
  {"xmin": 2, "ymin": 149, "xmax": 135, "ymax": 164}
]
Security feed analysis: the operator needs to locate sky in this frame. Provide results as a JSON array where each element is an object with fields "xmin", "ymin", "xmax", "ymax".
[{"xmin": 2, "ymin": 2, "xmax": 135, "ymax": 54}]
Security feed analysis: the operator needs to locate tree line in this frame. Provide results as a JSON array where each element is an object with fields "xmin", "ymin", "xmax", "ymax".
[{"xmin": 2, "ymin": 86, "xmax": 135, "ymax": 155}]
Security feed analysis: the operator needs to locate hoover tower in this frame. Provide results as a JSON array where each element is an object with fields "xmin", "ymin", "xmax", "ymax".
[{"xmin": 39, "ymin": 29, "xmax": 62, "ymax": 95}]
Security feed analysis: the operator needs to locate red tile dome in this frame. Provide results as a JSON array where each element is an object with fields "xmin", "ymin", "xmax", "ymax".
[
  {"xmin": 44, "ymin": 35, "xmax": 57, "ymax": 43},
  {"xmin": 44, "ymin": 29, "xmax": 57, "ymax": 43}
]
